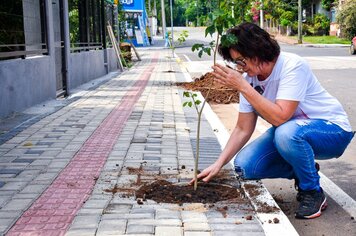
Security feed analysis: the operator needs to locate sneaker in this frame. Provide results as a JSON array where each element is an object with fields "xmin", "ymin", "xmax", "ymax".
[
  {"xmin": 295, "ymin": 162, "xmax": 320, "ymax": 201},
  {"xmin": 295, "ymin": 188, "xmax": 327, "ymax": 219}
]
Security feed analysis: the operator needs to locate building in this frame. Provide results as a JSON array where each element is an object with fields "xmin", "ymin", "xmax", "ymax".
[
  {"xmin": 120, "ymin": 0, "xmax": 150, "ymax": 46},
  {"xmin": 0, "ymin": 0, "xmax": 120, "ymax": 119},
  {"xmin": 330, "ymin": 0, "xmax": 349, "ymax": 37}
]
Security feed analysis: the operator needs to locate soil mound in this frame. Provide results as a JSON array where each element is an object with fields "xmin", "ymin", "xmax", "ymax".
[{"xmin": 176, "ymin": 72, "xmax": 240, "ymax": 104}]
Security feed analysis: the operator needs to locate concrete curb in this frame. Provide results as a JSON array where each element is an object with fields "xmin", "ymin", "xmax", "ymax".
[
  {"xmin": 300, "ymin": 44, "xmax": 349, "ymax": 48},
  {"xmin": 277, "ymin": 41, "xmax": 349, "ymax": 48}
]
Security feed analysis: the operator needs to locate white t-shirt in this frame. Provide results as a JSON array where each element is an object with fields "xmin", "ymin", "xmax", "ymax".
[{"xmin": 239, "ymin": 52, "xmax": 352, "ymax": 132}]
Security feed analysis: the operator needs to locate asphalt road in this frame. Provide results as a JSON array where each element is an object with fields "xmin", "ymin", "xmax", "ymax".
[{"xmin": 173, "ymin": 27, "xmax": 356, "ymax": 236}]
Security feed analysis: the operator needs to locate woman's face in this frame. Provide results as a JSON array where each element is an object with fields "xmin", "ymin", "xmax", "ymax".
[{"xmin": 229, "ymin": 49, "xmax": 261, "ymax": 77}]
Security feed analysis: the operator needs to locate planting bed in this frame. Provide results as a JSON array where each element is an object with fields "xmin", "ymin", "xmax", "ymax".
[{"xmin": 136, "ymin": 180, "xmax": 247, "ymax": 204}]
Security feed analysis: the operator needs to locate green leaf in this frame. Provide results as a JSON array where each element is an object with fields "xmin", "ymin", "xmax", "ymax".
[
  {"xmin": 183, "ymin": 91, "xmax": 190, "ymax": 97},
  {"xmin": 207, "ymin": 12, "xmax": 214, "ymax": 21},
  {"xmin": 205, "ymin": 25, "xmax": 215, "ymax": 37},
  {"xmin": 192, "ymin": 93, "xmax": 198, "ymax": 97},
  {"xmin": 213, "ymin": 9, "xmax": 224, "ymax": 17},
  {"xmin": 227, "ymin": 34, "xmax": 238, "ymax": 44},
  {"xmin": 188, "ymin": 101, "xmax": 193, "ymax": 107},
  {"xmin": 192, "ymin": 43, "xmax": 203, "ymax": 52},
  {"xmin": 204, "ymin": 48, "xmax": 211, "ymax": 56},
  {"xmin": 217, "ymin": 25, "xmax": 224, "ymax": 35},
  {"xmin": 183, "ymin": 101, "xmax": 188, "ymax": 107},
  {"xmin": 195, "ymin": 100, "xmax": 202, "ymax": 105},
  {"xmin": 198, "ymin": 50, "xmax": 203, "ymax": 58},
  {"xmin": 221, "ymin": 34, "xmax": 238, "ymax": 47}
]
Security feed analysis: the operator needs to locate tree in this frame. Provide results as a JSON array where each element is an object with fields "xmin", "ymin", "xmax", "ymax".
[
  {"xmin": 321, "ymin": 0, "xmax": 336, "ymax": 11},
  {"xmin": 184, "ymin": 4, "xmax": 237, "ymax": 191},
  {"xmin": 336, "ymin": 0, "xmax": 356, "ymax": 39},
  {"xmin": 235, "ymin": 0, "xmax": 250, "ymax": 23}
]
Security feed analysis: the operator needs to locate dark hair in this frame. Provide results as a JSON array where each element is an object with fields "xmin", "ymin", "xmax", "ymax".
[{"xmin": 218, "ymin": 22, "xmax": 280, "ymax": 63}]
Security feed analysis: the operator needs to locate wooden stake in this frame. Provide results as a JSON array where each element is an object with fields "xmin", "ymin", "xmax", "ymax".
[
  {"xmin": 107, "ymin": 22, "xmax": 125, "ymax": 71},
  {"xmin": 126, "ymin": 33, "xmax": 141, "ymax": 61}
]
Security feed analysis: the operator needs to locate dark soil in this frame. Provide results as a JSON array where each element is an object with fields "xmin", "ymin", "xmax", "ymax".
[
  {"xmin": 136, "ymin": 180, "xmax": 246, "ymax": 204},
  {"xmin": 176, "ymin": 72, "xmax": 240, "ymax": 104},
  {"xmin": 216, "ymin": 206, "xmax": 229, "ymax": 217},
  {"xmin": 104, "ymin": 160, "xmax": 275, "ymax": 213}
]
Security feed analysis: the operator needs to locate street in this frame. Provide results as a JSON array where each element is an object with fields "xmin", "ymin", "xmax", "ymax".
[{"xmin": 173, "ymin": 27, "xmax": 356, "ymax": 235}]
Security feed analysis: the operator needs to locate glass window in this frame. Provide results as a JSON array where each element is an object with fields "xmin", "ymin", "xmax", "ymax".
[
  {"xmin": 105, "ymin": 2, "xmax": 115, "ymax": 47},
  {"xmin": 69, "ymin": 0, "xmax": 108, "ymax": 52},
  {"xmin": 0, "ymin": 0, "xmax": 47, "ymax": 60}
]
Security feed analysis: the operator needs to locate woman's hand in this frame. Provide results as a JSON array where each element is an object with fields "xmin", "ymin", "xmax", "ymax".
[
  {"xmin": 189, "ymin": 161, "xmax": 224, "ymax": 184},
  {"xmin": 211, "ymin": 64, "xmax": 246, "ymax": 91}
]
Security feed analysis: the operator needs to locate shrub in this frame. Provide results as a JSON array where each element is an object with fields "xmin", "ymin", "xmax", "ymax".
[
  {"xmin": 291, "ymin": 13, "xmax": 330, "ymax": 36},
  {"xmin": 313, "ymin": 13, "xmax": 330, "ymax": 35},
  {"xmin": 337, "ymin": 0, "xmax": 356, "ymax": 39},
  {"xmin": 280, "ymin": 11, "xmax": 295, "ymax": 26}
]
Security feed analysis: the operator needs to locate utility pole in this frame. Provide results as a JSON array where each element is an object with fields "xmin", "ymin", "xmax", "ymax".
[
  {"xmin": 298, "ymin": 0, "xmax": 302, "ymax": 44},
  {"xmin": 259, "ymin": 0, "xmax": 263, "ymax": 29},
  {"xmin": 170, "ymin": 0, "xmax": 173, "ymax": 44},
  {"xmin": 161, "ymin": 0, "xmax": 166, "ymax": 39},
  {"xmin": 170, "ymin": 0, "xmax": 174, "ymax": 57},
  {"xmin": 153, "ymin": 0, "xmax": 158, "ymax": 36},
  {"xmin": 195, "ymin": 1, "xmax": 199, "ymax": 27},
  {"xmin": 231, "ymin": 1, "xmax": 234, "ymax": 18}
]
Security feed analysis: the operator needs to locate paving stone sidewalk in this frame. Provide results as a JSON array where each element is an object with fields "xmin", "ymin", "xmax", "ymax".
[{"xmin": 0, "ymin": 49, "xmax": 265, "ymax": 235}]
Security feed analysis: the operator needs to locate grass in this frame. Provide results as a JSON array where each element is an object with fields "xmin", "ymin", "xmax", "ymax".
[{"xmin": 292, "ymin": 35, "xmax": 350, "ymax": 44}]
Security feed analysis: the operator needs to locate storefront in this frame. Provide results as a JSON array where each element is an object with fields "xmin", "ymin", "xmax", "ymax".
[{"xmin": 120, "ymin": 0, "xmax": 150, "ymax": 46}]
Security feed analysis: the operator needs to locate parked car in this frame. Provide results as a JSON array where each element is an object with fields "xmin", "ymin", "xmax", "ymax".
[{"xmin": 350, "ymin": 36, "xmax": 356, "ymax": 55}]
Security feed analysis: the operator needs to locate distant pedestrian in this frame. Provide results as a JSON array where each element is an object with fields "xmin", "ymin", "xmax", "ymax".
[
  {"xmin": 164, "ymin": 31, "xmax": 171, "ymax": 48},
  {"xmin": 146, "ymin": 25, "xmax": 152, "ymax": 45},
  {"xmin": 193, "ymin": 22, "xmax": 355, "ymax": 219}
]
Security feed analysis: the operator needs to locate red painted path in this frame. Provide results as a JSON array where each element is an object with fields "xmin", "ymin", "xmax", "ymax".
[{"xmin": 7, "ymin": 55, "xmax": 158, "ymax": 236}]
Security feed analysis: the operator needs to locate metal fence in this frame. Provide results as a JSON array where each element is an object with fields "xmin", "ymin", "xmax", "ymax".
[{"xmin": 0, "ymin": 0, "xmax": 47, "ymax": 60}]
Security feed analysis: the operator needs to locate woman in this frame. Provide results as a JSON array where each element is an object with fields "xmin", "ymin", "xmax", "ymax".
[{"xmin": 195, "ymin": 22, "xmax": 354, "ymax": 219}]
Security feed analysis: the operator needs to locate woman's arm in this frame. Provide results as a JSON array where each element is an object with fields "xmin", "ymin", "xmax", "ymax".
[
  {"xmin": 192, "ymin": 112, "xmax": 257, "ymax": 183},
  {"xmin": 212, "ymin": 64, "xmax": 299, "ymax": 126}
]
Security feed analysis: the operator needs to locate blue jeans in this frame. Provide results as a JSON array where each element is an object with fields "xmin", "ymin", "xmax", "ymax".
[{"xmin": 234, "ymin": 119, "xmax": 354, "ymax": 191}]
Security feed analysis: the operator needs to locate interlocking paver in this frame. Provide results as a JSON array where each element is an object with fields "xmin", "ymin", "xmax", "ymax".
[
  {"xmin": 95, "ymin": 219, "xmax": 127, "ymax": 236},
  {"xmin": 0, "ymin": 180, "xmax": 28, "ymax": 191},
  {"xmin": 69, "ymin": 215, "xmax": 101, "ymax": 229},
  {"xmin": 127, "ymin": 224, "xmax": 155, "ymax": 234},
  {"xmin": 156, "ymin": 226, "xmax": 183, "ymax": 236},
  {"xmin": 184, "ymin": 232, "xmax": 211, "ymax": 236},
  {"xmin": 1, "ymin": 198, "xmax": 33, "ymax": 211},
  {"xmin": 181, "ymin": 212, "xmax": 208, "ymax": 223},
  {"xmin": 156, "ymin": 209, "xmax": 181, "ymax": 220},
  {"xmin": 210, "ymin": 223, "xmax": 263, "ymax": 232},
  {"xmin": 65, "ymin": 227, "xmax": 97, "ymax": 236},
  {"xmin": 213, "ymin": 232, "xmax": 265, "ymax": 236},
  {"xmin": 0, "ymin": 169, "xmax": 23, "ymax": 176},
  {"xmin": 183, "ymin": 222, "xmax": 210, "ymax": 231}
]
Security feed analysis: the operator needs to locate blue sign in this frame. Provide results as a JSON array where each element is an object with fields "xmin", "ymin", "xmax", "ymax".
[
  {"xmin": 120, "ymin": 0, "xmax": 144, "ymax": 12},
  {"xmin": 120, "ymin": 0, "xmax": 134, "ymax": 6}
]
